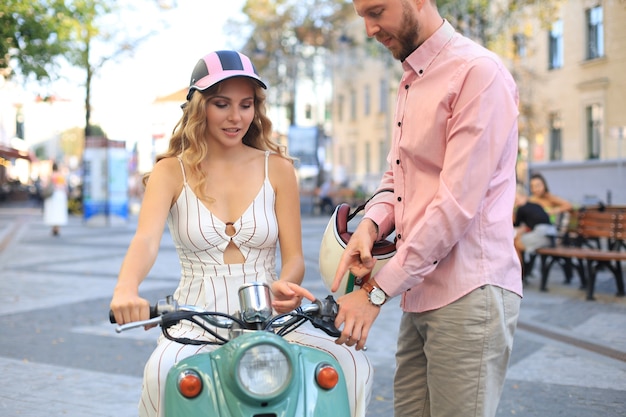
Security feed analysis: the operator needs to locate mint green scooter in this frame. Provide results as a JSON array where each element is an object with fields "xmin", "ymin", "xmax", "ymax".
[{"xmin": 113, "ymin": 282, "xmax": 350, "ymax": 417}]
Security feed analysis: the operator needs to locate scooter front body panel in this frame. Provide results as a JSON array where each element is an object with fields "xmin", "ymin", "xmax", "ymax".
[{"xmin": 164, "ymin": 331, "xmax": 351, "ymax": 417}]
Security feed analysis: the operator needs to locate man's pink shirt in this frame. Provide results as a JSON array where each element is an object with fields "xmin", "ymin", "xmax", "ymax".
[{"xmin": 366, "ymin": 21, "xmax": 523, "ymax": 313}]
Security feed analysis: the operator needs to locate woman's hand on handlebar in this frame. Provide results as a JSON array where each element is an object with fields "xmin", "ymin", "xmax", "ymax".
[
  {"xmin": 271, "ymin": 281, "xmax": 316, "ymax": 313},
  {"xmin": 110, "ymin": 289, "xmax": 152, "ymax": 328}
]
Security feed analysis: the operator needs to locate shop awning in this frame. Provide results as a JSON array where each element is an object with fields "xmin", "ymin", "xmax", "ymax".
[{"xmin": 0, "ymin": 144, "xmax": 34, "ymax": 161}]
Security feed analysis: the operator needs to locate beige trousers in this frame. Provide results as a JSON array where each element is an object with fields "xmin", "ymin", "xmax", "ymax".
[{"xmin": 394, "ymin": 285, "xmax": 521, "ymax": 417}]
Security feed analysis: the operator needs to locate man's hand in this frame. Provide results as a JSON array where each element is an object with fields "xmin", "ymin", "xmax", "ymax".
[
  {"xmin": 331, "ymin": 218, "xmax": 379, "ymax": 292},
  {"xmin": 334, "ymin": 288, "xmax": 381, "ymax": 350}
]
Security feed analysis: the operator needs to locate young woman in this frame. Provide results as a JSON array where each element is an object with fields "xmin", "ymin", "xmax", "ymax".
[
  {"xmin": 529, "ymin": 173, "xmax": 572, "ymax": 221},
  {"xmin": 513, "ymin": 184, "xmax": 554, "ymax": 275},
  {"xmin": 109, "ymin": 50, "xmax": 372, "ymax": 417}
]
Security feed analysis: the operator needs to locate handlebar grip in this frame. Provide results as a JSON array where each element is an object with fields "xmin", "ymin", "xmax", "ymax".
[
  {"xmin": 309, "ymin": 295, "xmax": 341, "ymax": 337},
  {"xmin": 109, "ymin": 305, "xmax": 159, "ymax": 324}
]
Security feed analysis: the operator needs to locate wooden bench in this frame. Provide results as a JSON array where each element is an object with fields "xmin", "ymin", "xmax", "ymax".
[
  {"xmin": 523, "ymin": 210, "xmax": 576, "ymax": 283},
  {"xmin": 535, "ymin": 209, "xmax": 626, "ymax": 300}
]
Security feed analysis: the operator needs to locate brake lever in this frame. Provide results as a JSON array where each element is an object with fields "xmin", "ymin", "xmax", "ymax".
[{"xmin": 116, "ymin": 316, "xmax": 163, "ymax": 333}]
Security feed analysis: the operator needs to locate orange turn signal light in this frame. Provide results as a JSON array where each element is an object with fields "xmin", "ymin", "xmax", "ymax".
[
  {"xmin": 178, "ymin": 370, "xmax": 203, "ymax": 398},
  {"xmin": 316, "ymin": 364, "xmax": 339, "ymax": 390}
]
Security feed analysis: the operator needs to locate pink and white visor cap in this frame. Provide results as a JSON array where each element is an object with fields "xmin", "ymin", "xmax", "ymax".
[{"xmin": 186, "ymin": 50, "xmax": 267, "ymax": 101}]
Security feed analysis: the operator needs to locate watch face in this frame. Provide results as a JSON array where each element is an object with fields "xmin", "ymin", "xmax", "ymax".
[{"xmin": 369, "ymin": 288, "xmax": 386, "ymax": 305}]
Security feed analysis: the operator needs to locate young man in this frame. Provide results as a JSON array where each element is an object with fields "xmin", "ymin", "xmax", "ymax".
[{"xmin": 332, "ymin": 1, "xmax": 523, "ymax": 416}]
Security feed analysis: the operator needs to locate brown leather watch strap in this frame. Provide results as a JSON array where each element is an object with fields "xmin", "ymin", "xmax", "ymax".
[{"xmin": 361, "ymin": 280, "xmax": 375, "ymax": 293}]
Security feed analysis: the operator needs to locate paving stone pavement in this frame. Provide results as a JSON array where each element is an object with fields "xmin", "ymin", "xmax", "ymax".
[{"xmin": 0, "ymin": 201, "xmax": 625, "ymax": 417}]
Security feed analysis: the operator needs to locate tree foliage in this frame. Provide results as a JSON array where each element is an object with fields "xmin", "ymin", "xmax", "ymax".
[
  {"xmin": 1, "ymin": 0, "xmax": 167, "ymax": 81},
  {"xmin": 231, "ymin": 0, "xmax": 565, "ymax": 81},
  {"xmin": 228, "ymin": 0, "xmax": 354, "ymax": 84},
  {"xmin": 2, "ymin": 1, "xmax": 169, "ymax": 137},
  {"xmin": 438, "ymin": 0, "xmax": 564, "ymax": 46},
  {"xmin": 223, "ymin": 0, "xmax": 355, "ymax": 125},
  {"xmin": 0, "ymin": 0, "xmax": 76, "ymax": 80}
]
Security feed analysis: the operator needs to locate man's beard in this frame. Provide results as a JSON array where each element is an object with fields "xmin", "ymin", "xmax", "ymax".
[{"xmin": 387, "ymin": 2, "xmax": 420, "ymax": 61}]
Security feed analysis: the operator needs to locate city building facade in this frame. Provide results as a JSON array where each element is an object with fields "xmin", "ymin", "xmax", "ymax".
[
  {"xmin": 328, "ymin": 18, "xmax": 402, "ymax": 193},
  {"xmin": 508, "ymin": 0, "xmax": 625, "ymax": 204},
  {"xmin": 328, "ymin": 0, "xmax": 626, "ymax": 204}
]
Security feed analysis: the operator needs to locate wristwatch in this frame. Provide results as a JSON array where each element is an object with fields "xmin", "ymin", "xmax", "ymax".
[{"xmin": 361, "ymin": 280, "xmax": 388, "ymax": 306}]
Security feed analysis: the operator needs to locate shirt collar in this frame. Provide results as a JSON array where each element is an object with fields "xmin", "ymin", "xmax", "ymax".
[{"xmin": 402, "ymin": 20, "xmax": 456, "ymax": 77}]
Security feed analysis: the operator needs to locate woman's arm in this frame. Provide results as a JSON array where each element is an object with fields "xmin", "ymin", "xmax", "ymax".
[
  {"xmin": 109, "ymin": 157, "xmax": 182, "ymax": 324},
  {"xmin": 269, "ymin": 155, "xmax": 314, "ymax": 312},
  {"xmin": 545, "ymin": 193, "xmax": 573, "ymax": 216}
]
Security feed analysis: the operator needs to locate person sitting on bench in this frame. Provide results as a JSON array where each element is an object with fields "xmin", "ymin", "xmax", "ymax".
[{"xmin": 514, "ymin": 185, "xmax": 557, "ymax": 277}]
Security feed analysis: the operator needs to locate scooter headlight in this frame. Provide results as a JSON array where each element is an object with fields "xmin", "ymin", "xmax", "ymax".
[{"xmin": 236, "ymin": 343, "xmax": 291, "ymax": 397}]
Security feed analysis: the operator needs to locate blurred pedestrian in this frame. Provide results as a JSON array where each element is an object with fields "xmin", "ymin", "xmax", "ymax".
[
  {"xmin": 331, "ymin": 1, "xmax": 522, "ymax": 416},
  {"xmin": 43, "ymin": 162, "xmax": 68, "ymax": 236},
  {"xmin": 317, "ymin": 177, "xmax": 336, "ymax": 215}
]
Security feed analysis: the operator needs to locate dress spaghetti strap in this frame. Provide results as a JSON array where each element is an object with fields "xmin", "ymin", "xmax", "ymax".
[{"xmin": 176, "ymin": 157, "xmax": 188, "ymax": 185}]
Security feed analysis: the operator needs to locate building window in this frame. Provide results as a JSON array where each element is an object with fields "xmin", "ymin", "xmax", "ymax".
[
  {"xmin": 325, "ymin": 100, "xmax": 331, "ymax": 122},
  {"xmin": 15, "ymin": 108, "xmax": 25, "ymax": 139},
  {"xmin": 364, "ymin": 85, "xmax": 371, "ymax": 116},
  {"xmin": 365, "ymin": 141, "xmax": 371, "ymax": 175},
  {"xmin": 337, "ymin": 94, "xmax": 344, "ymax": 122},
  {"xmin": 513, "ymin": 33, "xmax": 527, "ymax": 58},
  {"xmin": 586, "ymin": 5, "xmax": 604, "ymax": 60},
  {"xmin": 548, "ymin": 20, "xmax": 563, "ymax": 70},
  {"xmin": 349, "ymin": 143, "xmax": 357, "ymax": 174},
  {"xmin": 379, "ymin": 78, "xmax": 388, "ymax": 114},
  {"xmin": 586, "ymin": 103, "xmax": 602, "ymax": 159},
  {"xmin": 379, "ymin": 139, "xmax": 387, "ymax": 172},
  {"xmin": 350, "ymin": 90, "xmax": 357, "ymax": 121},
  {"xmin": 339, "ymin": 146, "xmax": 345, "ymax": 168},
  {"xmin": 549, "ymin": 112, "xmax": 562, "ymax": 161}
]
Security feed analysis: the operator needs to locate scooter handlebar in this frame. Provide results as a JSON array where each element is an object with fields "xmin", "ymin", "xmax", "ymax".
[
  {"xmin": 108, "ymin": 306, "xmax": 159, "ymax": 324},
  {"xmin": 309, "ymin": 295, "xmax": 341, "ymax": 337},
  {"xmin": 109, "ymin": 295, "xmax": 181, "ymax": 324},
  {"xmin": 109, "ymin": 293, "xmax": 343, "ymax": 340}
]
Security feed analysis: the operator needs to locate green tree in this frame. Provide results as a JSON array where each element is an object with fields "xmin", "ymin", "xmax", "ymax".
[
  {"xmin": 227, "ymin": 0, "xmax": 354, "ymax": 125},
  {"xmin": 2, "ymin": 1, "xmax": 170, "ymax": 137},
  {"xmin": 0, "ymin": 0, "xmax": 75, "ymax": 80},
  {"xmin": 437, "ymin": 0, "xmax": 563, "ymax": 47},
  {"xmin": 59, "ymin": 125, "xmax": 106, "ymax": 160},
  {"xmin": 233, "ymin": 0, "xmax": 354, "ymax": 72},
  {"xmin": 60, "ymin": 0, "xmax": 168, "ymax": 136}
]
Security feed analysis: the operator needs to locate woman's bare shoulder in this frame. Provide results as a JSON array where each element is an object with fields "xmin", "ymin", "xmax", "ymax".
[
  {"xmin": 267, "ymin": 152, "xmax": 293, "ymax": 167},
  {"xmin": 146, "ymin": 157, "xmax": 184, "ymax": 185},
  {"xmin": 154, "ymin": 156, "xmax": 181, "ymax": 167},
  {"xmin": 266, "ymin": 153, "xmax": 296, "ymax": 187}
]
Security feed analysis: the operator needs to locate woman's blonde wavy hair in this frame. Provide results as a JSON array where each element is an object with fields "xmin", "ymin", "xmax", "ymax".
[{"xmin": 143, "ymin": 78, "xmax": 292, "ymax": 201}]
